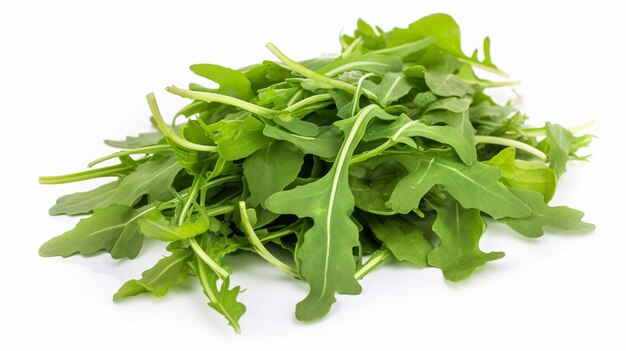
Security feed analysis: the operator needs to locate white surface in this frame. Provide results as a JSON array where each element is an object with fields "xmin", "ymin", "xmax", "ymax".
[{"xmin": 1, "ymin": 1, "xmax": 624, "ymax": 350}]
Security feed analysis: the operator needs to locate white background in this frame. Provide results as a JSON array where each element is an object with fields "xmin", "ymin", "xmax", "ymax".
[{"xmin": 1, "ymin": 1, "xmax": 624, "ymax": 350}]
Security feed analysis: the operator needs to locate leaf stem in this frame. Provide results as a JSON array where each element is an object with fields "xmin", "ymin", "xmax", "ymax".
[
  {"xmin": 166, "ymin": 86, "xmax": 278, "ymax": 119},
  {"xmin": 350, "ymin": 139, "xmax": 393, "ymax": 164},
  {"xmin": 189, "ymin": 237, "xmax": 230, "ymax": 280},
  {"xmin": 265, "ymin": 42, "xmax": 356, "ymax": 93},
  {"xmin": 238, "ymin": 201, "xmax": 300, "ymax": 278},
  {"xmin": 39, "ymin": 163, "xmax": 133, "ymax": 184},
  {"xmin": 474, "ymin": 135, "xmax": 547, "ymax": 160},
  {"xmin": 146, "ymin": 93, "xmax": 218, "ymax": 152},
  {"xmin": 87, "ymin": 144, "xmax": 171, "ymax": 168},
  {"xmin": 354, "ymin": 247, "xmax": 391, "ymax": 280},
  {"xmin": 283, "ymin": 93, "xmax": 333, "ymax": 113}
]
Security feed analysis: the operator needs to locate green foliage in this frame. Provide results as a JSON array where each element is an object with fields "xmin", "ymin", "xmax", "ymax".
[{"xmin": 39, "ymin": 13, "xmax": 594, "ymax": 333}]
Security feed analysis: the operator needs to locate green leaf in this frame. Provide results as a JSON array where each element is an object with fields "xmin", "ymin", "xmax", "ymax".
[
  {"xmin": 265, "ymin": 105, "xmax": 390, "ymax": 321},
  {"xmin": 428, "ymin": 196, "xmax": 505, "ymax": 281},
  {"xmin": 362, "ymin": 72, "xmax": 412, "ymax": 107},
  {"xmin": 363, "ymin": 214, "xmax": 432, "ymax": 266},
  {"xmin": 500, "ymin": 188, "xmax": 595, "ymax": 238},
  {"xmin": 422, "ymin": 96, "xmax": 472, "ymax": 114},
  {"xmin": 243, "ymin": 140, "xmax": 304, "ymax": 208},
  {"xmin": 363, "ymin": 111, "xmax": 476, "ymax": 165},
  {"xmin": 187, "ymin": 235, "xmax": 246, "ymax": 333},
  {"xmin": 349, "ymin": 160, "xmax": 407, "ymax": 215},
  {"xmin": 49, "ymin": 180, "xmax": 118, "ymax": 216},
  {"xmin": 543, "ymin": 123, "xmax": 592, "ymax": 179},
  {"xmin": 424, "ymin": 70, "xmax": 475, "ymax": 97},
  {"xmin": 484, "ymin": 147, "xmax": 557, "ymax": 202},
  {"xmin": 386, "ymin": 13, "xmax": 503, "ymax": 74},
  {"xmin": 111, "ymin": 219, "xmax": 143, "ymax": 259},
  {"xmin": 109, "ymin": 154, "xmax": 183, "ymax": 206},
  {"xmin": 114, "ymin": 249, "xmax": 192, "ymax": 300},
  {"xmin": 104, "ymin": 131, "xmax": 164, "ymax": 149},
  {"xmin": 210, "ymin": 115, "xmax": 270, "ymax": 161},
  {"xmin": 263, "ymin": 125, "xmax": 341, "ymax": 159},
  {"xmin": 39, "ymin": 204, "xmax": 143, "ymax": 258},
  {"xmin": 138, "ymin": 210, "xmax": 210, "ymax": 242},
  {"xmin": 317, "ymin": 52, "xmax": 402, "ymax": 77},
  {"xmin": 190, "ymin": 63, "xmax": 254, "ymax": 100},
  {"xmin": 388, "ymin": 150, "xmax": 530, "ymax": 219}
]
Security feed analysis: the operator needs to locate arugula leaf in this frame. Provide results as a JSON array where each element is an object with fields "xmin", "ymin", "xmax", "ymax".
[
  {"xmin": 263, "ymin": 125, "xmax": 341, "ymax": 158},
  {"xmin": 428, "ymin": 196, "xmax": 505, "ymax": 281},
  {"xmin": 39, "ymin": 204, "xmax": 145, "ymax": 258},
  {"xmin": 208, "ymin": 115, "xmax": 270, "ymax": 160},
  {"xmin": 114, "ymin": 249, "xmax": 193, "ymax": 300},
  {"xmin": 243, "ymin": 140, "xmax": 304, "ymax": 208},
  {"xmin": 363, "ymin": 214, "xmax": 432, "ymax": 267},
  {"xmin": 317, "ymin": 52, "xmax": 403, "ymax": 77},
  {"xmin": 362, "ymin": 72, "xmax": 412, "ymax": 107},
  {"xmin": 424, "ymin": 70, "xmax": 475, "ymax": 97},
  {"xmin": 484, "ymin": 147, "xmax": 557, "ymax": 202},
  {"xmin": 542, "ymin": 122, "xmax": 592, "ymax": 179},
  {"xmin": 388, "ymin": 150, "xmax": 530, "ymax": 218},
  {"xmin": 500, "ymin": 188, "xmax": 596, "ymax": 238},
  {"xmin": 265, "ymin": 105, "xmax": 390, "ymax": 321},
  {"xmin": 105, "ymin": 131, "xmax": 164, "ymax": 149},
  {"xmin": 49, "ymin": 180, "xmax": 118, "ymax": 215},
  {"xmin": 190, "ymin": 63, "xmax": 254, "ymax": 100},
  {"xmin": 109, "ymin": 154, "xmax": 183, "ymax": 206}
]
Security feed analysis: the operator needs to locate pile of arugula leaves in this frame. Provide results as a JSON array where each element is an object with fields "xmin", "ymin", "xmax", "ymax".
[{"xmin": 39, "ymin": 13, "xmax": 594, "ymax": 332}]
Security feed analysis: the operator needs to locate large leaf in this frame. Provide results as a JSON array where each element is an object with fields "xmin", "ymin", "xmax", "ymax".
[
  {"xmin": 138, "ymin": 210, "xmax": 211, "ymax": 242},
  {"xmin": 484, "ymin": 147, "xmax": 557, "ymax": 202},
  {"xmin": 243, "ymin": 140, "xmax": 304, "ymax": 208},
  {"xmin": 428, "ymin": 196, "xmax": 504, "ymax": 281},
  {"xmin": 265, "ymin": 105, "xmax": 391, "ymax": 321},
  {"xmin": 114, "ymin": 249, "xmax": 192, "ymax": 300},
  {"xmin": 109, "ymin": 154, "xmax": 182, "ymax": 206},
  {"xmin": 500, "ymin": 188, "xmax": 595, "ymax": 238},
  {"xmin": 388, "ymin": 150, "xmax": 530, "ymax": 219}
]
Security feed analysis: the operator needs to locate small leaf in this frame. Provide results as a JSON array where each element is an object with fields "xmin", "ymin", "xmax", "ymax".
[
  {"xmin": 263, "ymin": 125, "xmax": 341, "ymax": 159},
  {"xmin": 363, "ymin": 214, "xmax": 432, "ymax": 266},
  {"xmin": 109, "ymin": 154, "xmax": 182, "ymax": 206},
  {"xmin": 114, "ymin": 249, "xmax": 192, "ymax": 300},
  {"xmin": 484, "ymin": 147, "xmax": 557, "ymax": 202},
  {"xmin": 105, "ymin": 131, "xmax": 164, "ymax": 149},
  {"xmin": 500, "ymin": 188, "xmax": 595, "ymax": 238},
  {"xmin": 138, "ymin": 210, "xmax": 210, "ymax": 242},
  {"xmin": 362, "ymin": 72, "xmax": 412, "ymax": 107},
  {"xmin": 243, "ymin": 140, "xmax": 305, "ymax": 208},
  {"xmin": 424, "ymin": 70, "xmax": 475, "ymax": 97},
  {"xmin": 190, "ymin": 63, "xmax": 254, "ymax": 100},
  {"xmin": 428, "ymin": 196, "xmax": 505, "ymax": 281}
]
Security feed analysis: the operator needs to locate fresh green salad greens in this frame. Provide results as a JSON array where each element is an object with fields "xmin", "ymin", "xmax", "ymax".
[{"xmin": 40, "ymin": 13, "xmax": 594, "ymax": 333}]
